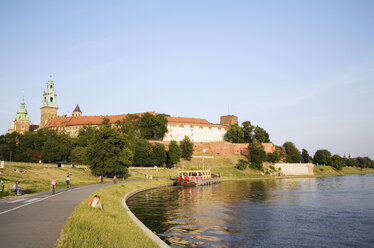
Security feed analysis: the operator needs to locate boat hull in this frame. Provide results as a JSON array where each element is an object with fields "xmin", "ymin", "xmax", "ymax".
[{"xmin": 176, "ymin": 178, "xmax": 221, "ymax": 187}]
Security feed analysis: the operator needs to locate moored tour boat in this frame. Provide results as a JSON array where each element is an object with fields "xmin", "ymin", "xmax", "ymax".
[{"xmin": 175, "ymin": 170, "xmax": 221, "ymax": 187}]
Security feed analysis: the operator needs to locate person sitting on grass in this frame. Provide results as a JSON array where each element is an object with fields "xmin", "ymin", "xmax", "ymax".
[
  {"xmin": 88, "ymin": 195, "xmax": 103, "ymax": 209},
  {"xmin": 12, "ymin": 181, "xmax": 22, "ymax": 196}
]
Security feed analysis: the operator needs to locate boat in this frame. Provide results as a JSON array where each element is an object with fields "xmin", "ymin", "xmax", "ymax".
[{"xmin": 175, "ymin": 170, "xmax": 221, "ymax": 187}]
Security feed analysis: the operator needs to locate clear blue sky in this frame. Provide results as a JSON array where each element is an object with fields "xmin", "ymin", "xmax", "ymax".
[{"xmin": 1, "ymin": 0, "xmax": 373, "ymax": 158}]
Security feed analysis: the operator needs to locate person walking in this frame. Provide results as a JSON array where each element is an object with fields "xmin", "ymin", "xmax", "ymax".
[
  {"xmin": 99, "ymin": 175, "xmax": 103, "ymax": 183},
  {"xmin": 1, "ymin": 180, "xmax": 5, "ymax": 193},
  {"xmin": 66, "ymin": 173, "xmax": 70, "ymax": 189},
  {"xmin": 51, "ymin": 177, "xmax": 56, "ymax": 194},
  {"xmin": 113, "ymin": 175, "xmax": 117, "ymax": 184}
]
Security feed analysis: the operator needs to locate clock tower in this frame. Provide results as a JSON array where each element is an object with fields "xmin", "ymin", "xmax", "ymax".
[{"xmin": 40, "ymin": 75, "xmax": 58, "ymax": 128}]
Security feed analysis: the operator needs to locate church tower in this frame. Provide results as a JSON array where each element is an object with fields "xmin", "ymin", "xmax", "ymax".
[
  {"xmin": 72, "ymin": 104, "xmax": 82, "ymax": 117},
  {"xmin": 40, "ymin": 75, "xmax": 58, "ymax": 128},
  {"xmin": 8, "ymin": 94, "xmax": 30, "ymax": 134}
]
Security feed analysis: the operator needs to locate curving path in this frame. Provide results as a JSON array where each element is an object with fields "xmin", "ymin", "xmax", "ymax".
[{"xmin": 0, "ymin": 181, "xmax": 132, "ymax": 248}]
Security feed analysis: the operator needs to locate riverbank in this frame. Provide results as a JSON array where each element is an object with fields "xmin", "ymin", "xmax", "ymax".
[{"xmin": 57, "ymin": 179, "xmax": 173, "ymax": 248}]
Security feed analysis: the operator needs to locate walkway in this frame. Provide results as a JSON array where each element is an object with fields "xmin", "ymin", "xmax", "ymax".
[{"xmin": 0, "ymin": 182, "xmax": 121, "ymax": 248}]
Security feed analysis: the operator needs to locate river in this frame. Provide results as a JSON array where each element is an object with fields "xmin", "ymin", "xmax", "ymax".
[{"xmin": 127, "ymin": 174, "xmax": 374, "ymax": 247}]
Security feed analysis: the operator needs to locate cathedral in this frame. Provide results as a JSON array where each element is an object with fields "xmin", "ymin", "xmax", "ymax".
[{"xmin": 8, "ymin": 76, "xmax": 238, "ymax": 143}]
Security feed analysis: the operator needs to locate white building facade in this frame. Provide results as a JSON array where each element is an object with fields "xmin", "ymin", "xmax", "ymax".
[{"xmin": 163, "ymin": 117, "xmax": 228, "ymax": 142}]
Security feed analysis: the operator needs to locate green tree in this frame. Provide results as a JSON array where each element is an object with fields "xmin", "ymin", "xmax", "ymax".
[
  {"xmin": 41, "ymin": 134, "xmax": 72, "ymax": 163},
  {"xmin": 253, "ymin": 126, "xmax": 270, "ymax": 143},
  {"xmin": 139, "ymin": 113, "xmax": 168, "ymax": 140},
  {"xmin": 133, "ymin": 139, "xmax": 154, "ymax": 167},
  {"xmin": 224, "ymin": 124, "xmax": 244, "ymax": 143},
  {"xmin": 249, "ymin": 141, "xmax": 266, "ymax": 171},
  {"xmin": 152, "ymin": 143, "xmax": 167, "ymax": 167},
  {"xmin": 301, "ymin": 149, "xmax": 312, "ymax": 163},
  {"xmin": 180, "ymin": 136, "xmax": 194, "ymax": 160},
  {"xmin": 355, "ymin": 157, "xmax": 373, "ymax": 168},
  {"xmin": 86, "ymin": 126, "xmax": 132, "ymax": 176},
  {"xmin": 266, "ymin": 150, "xmax": 281, "ymax": 163},
  {"xmin": 344, "ymin": 158, "xmax": 357, "ymax": 167},
  {"xmin": 313, "ymin": 149, "xmax": 332, "ymax": 165},
  {"xmin": 242, "ymin": 121, "xmax": 254, "ymax": 143},
  {"xmin": 283, "ymin": 142, "xmax": 302, "ymax": 163},
  {"xmin": 69, "ymin": 146, "xmax": 87, "ymax": 164},
  {"xmin": 330, "ymin": 154, "xmax": 344, "ymax": 170},
  {"xmin": 73, "ymin": 126, "xmax": 96, "ymax": 147},
  {"xmin": 167, "ymin": 140, "xmax": 181, "ymax": 166}
]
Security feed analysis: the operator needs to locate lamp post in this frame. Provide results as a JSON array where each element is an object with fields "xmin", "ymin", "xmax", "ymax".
[{"xmin": 202, "ymin": 149, "xmax": 208, "ymax": 170}]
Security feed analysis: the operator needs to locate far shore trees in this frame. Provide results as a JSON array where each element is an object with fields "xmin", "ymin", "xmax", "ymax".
[
  {"xmin": 313, "ymin": 149, "xmax": 332, "ymax": 165},
  {"xmin": 330, "ymin": 154, "xmax": 344, "ymax": 170},
  {"xmin": 180, "ymin": 136, "xmax": 194, "ymax": 161},
  {"xmin": 301, "ymin": 149, "xmax": 312, "ymax": 163},
  {"xmin": 283, "ymin": 142, "xmax": 302, "ymax": 163}
]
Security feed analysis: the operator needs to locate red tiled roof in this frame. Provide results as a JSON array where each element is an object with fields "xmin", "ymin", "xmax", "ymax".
[
  {"xmin": 166, "ymin": 117, "xmax": 211, "ymax": 125},
  {"xmin": 46, "ymin": 112, "xmax": 154, "ymax": 128}
]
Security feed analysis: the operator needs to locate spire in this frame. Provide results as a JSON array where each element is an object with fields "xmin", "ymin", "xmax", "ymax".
[
  {"xmin": 15, "ymin": 94, "xmax": 30, "ymax": 122},
  {"xmin": 73, "ymin": 104, "xmax": 82, "ymax": 113},
  {"xmin": 42, "ymin": 75, "xmax": 58, "ymax": 108}
]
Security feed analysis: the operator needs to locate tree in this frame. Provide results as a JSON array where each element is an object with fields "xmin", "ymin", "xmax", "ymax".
[
  {"xmin": 86, "ymin": 126, "xmax": 132, "ymax": 176},
  {"xmin": 242, "ymin": 121, "xmax": 254, "ymax": 143},
  {"xmin": 330, "ymin": 154, "xmax": 344, "ymax": 170},
  {"xmin": 180, "ymin": 136, "xmax": 194, "ymax": 160},
  {"xmin": 139, "ymin": 113, "xmax": 168, "ymax": 140},
  {"xmin": 167, "ymin": 140, "xmax": 181, "ymax": 166},
  {"xmin": 313, "ymin": 149, "xmax": 332, "ymax": 165},
  {"xmin": 301, "ymin": 148, "xmax": 312, "ymax": 163},
  {"xmin": 249, "ymin": 141, "xmax": 266, "ymax": 171},
  {"xmin": 133, "ymin": 139, "xmax": 154, "ymax": 167},
  {"xmin": 283, "ymin": 142, "xmax": 302, "ymax": 163},
  {"xmin": 266, "ymin": 150, "xmax": 281, "ymax": 163},
  {"xmin": 152, "ymin": 143, "xmax": 167, "ymax": 167},
  {"xmin": 41, "ymin": 134, "xmax": 72, "ymax": 163},
  {"xmin": 69, "ymin": 146, "xmax": 87, "ymax": 164},
  {"xmin": 253, "ymin": 126, "xmax": 270, "ymax": 143},
  {"xmin": 224, "ymin": 124, "xmax": 244, "ymax": 143},
  {"xmin": 355, "ymin": 157, "xmax": 373, "ymax": 168}
]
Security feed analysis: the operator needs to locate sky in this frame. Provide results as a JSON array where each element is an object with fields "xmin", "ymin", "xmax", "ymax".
[{"xmin": 0, "ymin": 0, "xmax": 373, "ymax": 158}]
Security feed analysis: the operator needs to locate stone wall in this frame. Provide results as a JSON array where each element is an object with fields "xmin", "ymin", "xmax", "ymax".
[
  {"xmin": 151, "ymin": 141, "xmax": 275, "ymax": 157},
  {"xmin": 274, "ymin": 163, "xmax": 314, "ymax": 176}
]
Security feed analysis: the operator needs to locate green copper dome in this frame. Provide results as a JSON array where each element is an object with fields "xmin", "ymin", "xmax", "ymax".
[
  {"xmin": 41, "ymin": 75, "xmax": 58, "ymax": 108},
  {"xmin": 14, "ymin": 95, "xmax": 30, "ymax": 122}
]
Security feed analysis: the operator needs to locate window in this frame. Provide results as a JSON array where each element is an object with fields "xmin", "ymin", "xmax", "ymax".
[
  {"xmin": 180, "ymin": 125, "xmax": 184, "ymax": 128},
  {"xmin": 50, "ymin": 85, "xmax": 52, "ymax": 89},
  {"xmin": 191, "ymin": 125, "xmax": 194, "ymax": 128},
  {"xmin": 200, "ymin": 126, "xmax": 203, "ymax": 129},
  {"xmin": 21, "ymin": 125, "xmax": 24, "ymax": 130},
  {"xmin": 50, "ymin": 97, "xmax": 53, "ymax": 102}
]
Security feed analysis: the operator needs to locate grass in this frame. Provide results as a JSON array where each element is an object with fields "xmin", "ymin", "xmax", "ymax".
[
  {"xmin": 57, "ymin": 179, "xmax": 173, "ymax": 248},
  {"xmin": 314, "ymin": 165, "xmax": 374, "ymax": 176},
  {"xmin": 0, "ymin": 162, "xmax": 113, "ymax": 198}
]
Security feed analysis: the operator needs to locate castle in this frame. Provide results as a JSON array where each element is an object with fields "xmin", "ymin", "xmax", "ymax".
[{"xmin": 8, "ymin": 76, "xmax": 239, "ymax": 143}]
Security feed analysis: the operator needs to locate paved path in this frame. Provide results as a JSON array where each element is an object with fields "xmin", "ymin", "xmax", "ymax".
[{"xmin": 0, "ymin": 182, "xmax": 126, "ymax": 248}]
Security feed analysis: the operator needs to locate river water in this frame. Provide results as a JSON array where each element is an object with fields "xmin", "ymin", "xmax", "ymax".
[{"xmin": 127, "ymin": 175, "xmax": 374, "ymax": 247}]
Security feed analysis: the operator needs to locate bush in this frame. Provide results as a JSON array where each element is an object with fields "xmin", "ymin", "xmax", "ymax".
[{"xmin": 235, "ymin": 161, "xmax": 247, "ymax": 170}]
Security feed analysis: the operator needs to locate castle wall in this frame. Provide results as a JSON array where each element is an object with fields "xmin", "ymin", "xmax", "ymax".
[
  {"xmin": 162, "ymin": 123, "xmax": 227, "ymax": 142},
  {"xmin": 274, "ymin": 163, "xmax": 314, "ymax": 176},
  {"xmin": 151, "ymin": 141, "xmax": 275, "ymax": 157}
]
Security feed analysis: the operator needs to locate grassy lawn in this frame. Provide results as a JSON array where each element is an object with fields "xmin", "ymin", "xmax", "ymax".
[
  {"xmin": 57, "ymin": 179, "xmax": 173, "ymax": 248},
  {"xmin": 0, "ymin": 162, "xmax": 119, "ymax": 198},
  {"xmin": 314, "ymin": 165, "xmax": 374, "ymax": 176}
]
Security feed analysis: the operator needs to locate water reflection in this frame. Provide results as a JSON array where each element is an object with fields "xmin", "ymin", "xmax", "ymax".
[{"xmin": 127, "ymin": 175, "xmax": 374, "ymax": 247}]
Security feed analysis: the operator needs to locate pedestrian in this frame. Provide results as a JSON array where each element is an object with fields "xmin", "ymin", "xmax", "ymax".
[
  {"xmin": 66, "ymin": 173, "xmax": 70, "ymax": 189},
  {"xmin": 99, "ymin": 175, "xmax": 103, "ymax": 183},
  {"xmin": 1, "ymin": 180, "xmax": 5, "ymax": 193},
  {"xmin": 113, "ymin": 175, "xmax": 117, "ymax": 184},
  {"xmin": 13, "ymin": 181, "xmax": 22, "ymax": 195},
  {"xmin": 51, "ymin": 177, "xmax": 56, "ymax": 194}
]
